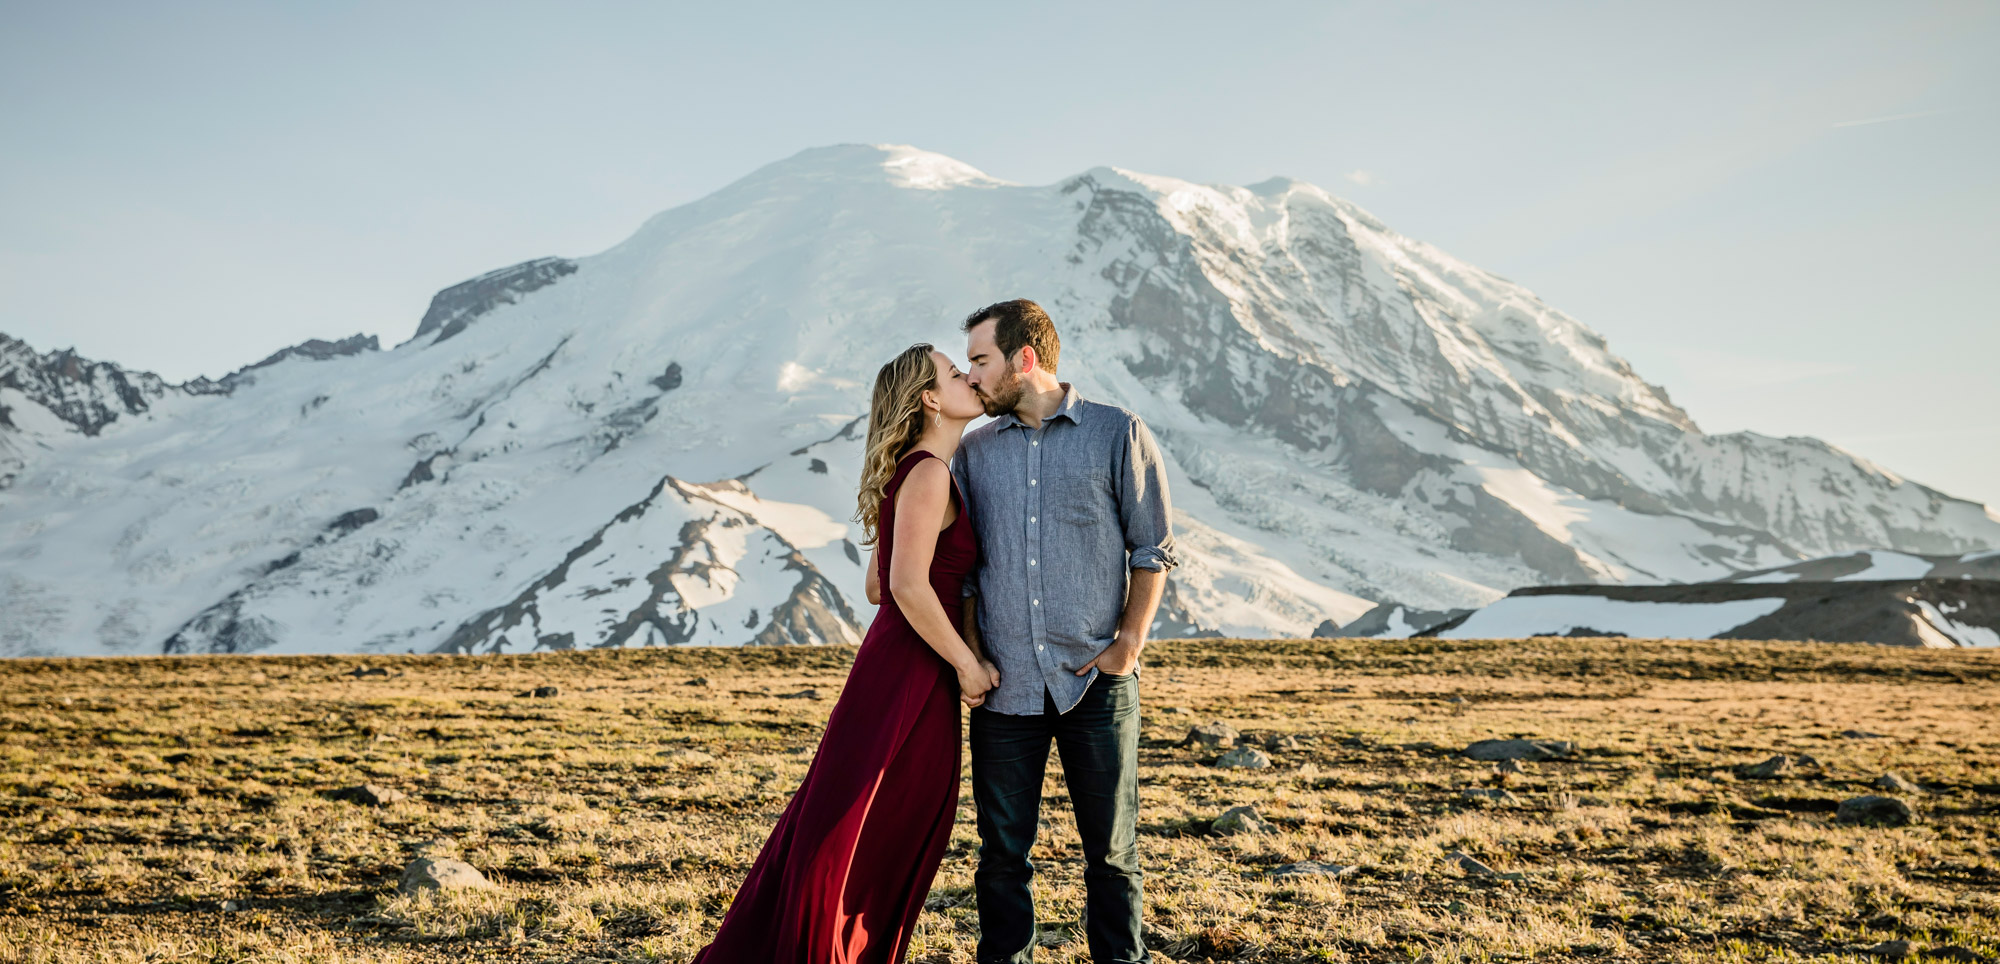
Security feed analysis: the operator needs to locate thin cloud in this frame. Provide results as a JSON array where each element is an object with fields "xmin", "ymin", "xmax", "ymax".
[
  {"xmin": 1344, "ymin": 170, "xmax": 1378, "ymax": 186},
  {"xmin": 1831, "ymin": 108, "xmax": 1951, "ymax": 128}
]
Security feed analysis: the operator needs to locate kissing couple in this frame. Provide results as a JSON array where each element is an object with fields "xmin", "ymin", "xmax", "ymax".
[{"xmin": 691, "ymin": 299, "xmax": 1178, "ymax": 963}]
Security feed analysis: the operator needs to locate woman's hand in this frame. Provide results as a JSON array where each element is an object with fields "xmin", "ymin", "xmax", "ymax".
[{"xmin": 957, "ymin": 660, "xmax": 998, "ymax": 707}]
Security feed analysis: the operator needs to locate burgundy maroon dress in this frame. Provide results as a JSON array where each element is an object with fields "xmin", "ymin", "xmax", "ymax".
[{"xmin": 690, "ymin": 448, "xmax": 978, "ymax": 964}]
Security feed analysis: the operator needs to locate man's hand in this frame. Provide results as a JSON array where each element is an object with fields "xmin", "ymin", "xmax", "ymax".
[{"xmin": 1075, "ymin": 634, "xmax": 1143, "ymax": 677}]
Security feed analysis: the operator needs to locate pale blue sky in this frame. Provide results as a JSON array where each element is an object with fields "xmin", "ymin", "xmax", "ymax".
[{"xmin": 3, "ymin": 2, "xmax": 1995, "ymax": 505}]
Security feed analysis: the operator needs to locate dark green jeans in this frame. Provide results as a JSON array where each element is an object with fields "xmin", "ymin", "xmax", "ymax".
[{"xmin": 969, "ymin": 671, "xmax": 1147, "ymax": 964}]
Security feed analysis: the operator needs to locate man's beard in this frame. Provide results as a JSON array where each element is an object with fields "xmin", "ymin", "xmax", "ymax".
[{"xmin": 976, "ymin": 369, "xmax": 1024, "ymax": 417}]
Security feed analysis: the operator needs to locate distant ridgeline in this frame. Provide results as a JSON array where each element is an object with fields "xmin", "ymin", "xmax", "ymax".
[{"xmin": 1341, "ymin": 550, "xmax": 2000, "ymax": 647}]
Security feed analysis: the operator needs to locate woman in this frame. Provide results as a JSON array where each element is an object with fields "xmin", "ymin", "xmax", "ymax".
[{"xmin": 690, "ymin": 343, "xmax": 1000, "ymax": 964}]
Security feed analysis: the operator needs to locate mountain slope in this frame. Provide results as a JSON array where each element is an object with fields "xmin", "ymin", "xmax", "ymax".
[{"xmin": 3, "ymin": 144, "xmax": 1995, "ymax": 656}]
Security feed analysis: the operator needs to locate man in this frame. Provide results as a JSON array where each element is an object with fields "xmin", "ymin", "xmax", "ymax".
[{"xmin": 953, "ymin": 298, "xmax": 1177, "ymax": 964}]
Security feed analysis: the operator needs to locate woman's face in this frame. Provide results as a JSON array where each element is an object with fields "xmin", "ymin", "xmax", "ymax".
[{"xmin": 928, "ymin": 350, "xmax": 985, "ymax": 422}]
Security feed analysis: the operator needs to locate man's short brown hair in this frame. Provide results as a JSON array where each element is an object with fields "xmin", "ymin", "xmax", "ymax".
[{"xmin": 962, "ymin": 298, "xmax": 1060, "ymax": 373}]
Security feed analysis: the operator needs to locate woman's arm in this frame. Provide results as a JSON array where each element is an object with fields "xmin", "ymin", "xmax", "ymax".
[
  {"xmin": 889, "ymin": 459, "xmax": 995, "ymax": 705},
  {"xmin": 865, "ymin": 545, "xmax": 881, "ymax": 606},
  {"xmin": 961, "ymin": 594, "xmax": 984, "ymax": 662}
]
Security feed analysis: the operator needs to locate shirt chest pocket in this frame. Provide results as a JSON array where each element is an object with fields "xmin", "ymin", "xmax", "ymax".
[{"xmin": 1049, "ymin": 475, "xmax": 1110, "ymax": 528}]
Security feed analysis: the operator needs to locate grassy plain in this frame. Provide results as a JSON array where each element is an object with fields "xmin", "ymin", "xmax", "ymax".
[{"xmin": 1, "ymin": 637, "xmax": 1996, "ymax": 963}]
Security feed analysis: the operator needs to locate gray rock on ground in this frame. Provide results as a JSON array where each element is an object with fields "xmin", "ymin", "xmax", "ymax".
[
  {"xmin": 1742, "ymin": 754, "xmax": 1794, "ymax": 779},
  {"xmin": 1215, "ymin": 746, "xmax": 1272, "ymax": 769},
  {"xmin": 1444, "ymin": 850, "xmax": 1498, "ymax": 876},
  {"xmin": 398, "ymin": 857, "xmax": 492, "ymax": 894},
  {"xmin": 1873, "ymin": 773, "xmax": 1922, "ymax": 794},
  {"xmin": 340, "ymin": 783, "xmax": 406, "ymax": 807},
  {"xmin": 1494, "ymin": 759, "xmax": 1527, "ymax": 775},
  {"xmin": 1920, "ymin": 946, "xmax": 1985, "ymax": 963},
  {"xmin": 1851, "ymin": 940, "xmax": 1913, "ymax": 960},
  {"xmin": 1211, "ymin": 805, "xmax": 1268, "ymax": 836},
  {"xmin": 1837, "ymin": 795, "xmax": 1916, "ymax": 827},
  {"xmin": 1264, "ymin": 733, "xmax": 1302, "ymax": 751},
  {"xmin": 1271, "ymin": 861, "xmax": 1357, "ymax": 878},
  {"xmin": 1181, "ymin": 723, "xmax": 1239, "ymax": 749},
  {"xmin": 1462, "ymin": 739, "xmax": 1573, "ymax": 761}
]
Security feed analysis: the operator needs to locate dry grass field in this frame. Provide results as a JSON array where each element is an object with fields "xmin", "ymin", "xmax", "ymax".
[{"xmin": 2, "ymin": 637, "xmax": 1996, "ymax": 963}]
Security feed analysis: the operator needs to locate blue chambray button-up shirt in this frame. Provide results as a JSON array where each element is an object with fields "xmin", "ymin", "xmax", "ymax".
[{"xmin": 951, "ymin": 382, "xmax": 1179, "ymax": 715}]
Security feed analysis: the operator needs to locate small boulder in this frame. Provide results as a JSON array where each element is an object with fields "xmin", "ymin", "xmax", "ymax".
[
  {"xmin": 1873, "ymin": 773, "xmax": 1922, "ymax": 794},
  {"xmin": 1838, "ymin": 729, "xmax": 1889, "ymax": 740},
  {"xmin": 1493, "ymin": 759, "xmax": 1527, "ymax": 775},
  {"xmin": 1462, "ymin": 739, "xmax": 1573, "ymax": 761},
  {"xmin": 1855, "ymin": 940, "xmax": 1914, "ymax": 960},
  {"xmin": 1742, "ymin": 754, "xmax": 1794, "ymax": 779},
  {"xmin": 1211, "ymin": 805, "xmax": 1267, "ymax": 836},
  {"xmin": 348, "ymin": 666, "xmax": 390, "ymax": 678},
  {"xmin": 530, "ymin": 685, "xmax": 559, "ymax": 698},
  {"xmin": 398, "ymin": 857, "xmax": 491, "ymax": 894},
  {"xmin": 1215, "ymin": 746, "xmax": 1272, "ymax": 770},
  {"xmin": 1264, "ymin": 733, "xmax": 1302, "ymax": 751},
  {"xmin": 1837, "ymin": 795, "xmax": 1915, "ymax": 827},
  {"xmin": 1270, "ymin": 861, "xmax": 1357, "ymax": 878},
  {"xmin": 1181, "ymin": 723, "xmax": 1239, "ymax": 749},
  {"xmin": 1923, "ymin": 946, "xmax": 1984, "ymax": 963},
  {"xmin": 682, "ymin": 677, "xmax": 711, "ymax": 687},
  {"xmin": 778, "ymin": 688, "xmax": 822, "ymax": 700},
  {"xmin": 1444, "ymin": 850, "xmax": 1498, "ymax": 876},
  {"xmin": 339, "ymin": 783, "xmax": 406, "ymax": 807}
]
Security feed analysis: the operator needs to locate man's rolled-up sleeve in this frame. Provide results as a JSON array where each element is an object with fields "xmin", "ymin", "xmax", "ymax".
[{"xmin": 1117, "ymin": 415, "xmax": 1178, "ymax": 573}]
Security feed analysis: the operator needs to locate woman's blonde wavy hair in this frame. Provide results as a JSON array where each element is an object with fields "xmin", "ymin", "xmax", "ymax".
[{"xmin": 855, "ymin": 343, "xmax": 940, "ymax": 547}]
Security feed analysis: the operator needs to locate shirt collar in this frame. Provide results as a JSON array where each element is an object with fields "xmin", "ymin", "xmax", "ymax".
[{"xmin": 995, "ymin": 381, "xmax": 1085, "ymax": 432}]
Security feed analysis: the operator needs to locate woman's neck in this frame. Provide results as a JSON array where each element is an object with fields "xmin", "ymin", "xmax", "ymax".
[{"xmin": 911, "ymin": 421, "xmax": 964, "ymax": 464}]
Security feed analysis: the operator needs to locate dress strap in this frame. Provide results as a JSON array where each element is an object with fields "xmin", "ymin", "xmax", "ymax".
[{"xmin": 897, "ymin": 450, "xmax": 963, "ymax": 512}]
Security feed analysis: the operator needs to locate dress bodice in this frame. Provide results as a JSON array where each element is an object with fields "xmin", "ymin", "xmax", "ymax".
[{"xmin": 875, "ymin": 448, "xmax": 978, "ymax": 611}]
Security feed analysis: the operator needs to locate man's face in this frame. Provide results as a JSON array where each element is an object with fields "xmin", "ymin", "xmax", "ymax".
[{"xmin": 964, "ymin": 319, "xmax": 1024, "ymax": 417}]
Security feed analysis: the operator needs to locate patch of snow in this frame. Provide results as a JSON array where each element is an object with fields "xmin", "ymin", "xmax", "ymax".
[
  {"xmin": 1736, "ymin": 569, "xmax": 1801, "ymax": 584},
  {"xmin": 1440, "ymin": 595, "xmax": 1786, "ymax": 640},
  {"xmin": 1915, "ymin": 599, "xmax": 2000, "ymax": 647},
  {"xmin": 1833, "ymin": 550, "xmax": 1935, "ymax": 582}
]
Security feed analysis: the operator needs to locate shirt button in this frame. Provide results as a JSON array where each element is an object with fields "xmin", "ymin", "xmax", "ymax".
[
  {"xmin": 1030, "ymin": 516, "xmax": 1037, "ymax": 523},
  {"xmin": 1032, "ymin": 599, "xmax": 1040, "ymax": 606},
  {"xmin": 1037, "ymin": 644, "xmax": 1045, "ymax": 651},
  {"xmin": 1030, "ymin": 479, "xmax": 1037, "ymax": 486},
  {"xmin": 1032, "ymin": 440, "xmax": 1039, "ymax": 446}
]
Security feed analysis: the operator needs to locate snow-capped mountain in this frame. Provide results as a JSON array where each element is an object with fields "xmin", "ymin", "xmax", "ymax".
[{"xmin": 3, "ymin": 144, "xmax": 1997, "ymax": 657}]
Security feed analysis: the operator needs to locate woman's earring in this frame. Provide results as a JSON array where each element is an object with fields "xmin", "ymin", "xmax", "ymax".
[{"xmin": 931, "ymin": 409, "xmax": 941, "ymax": 429}]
